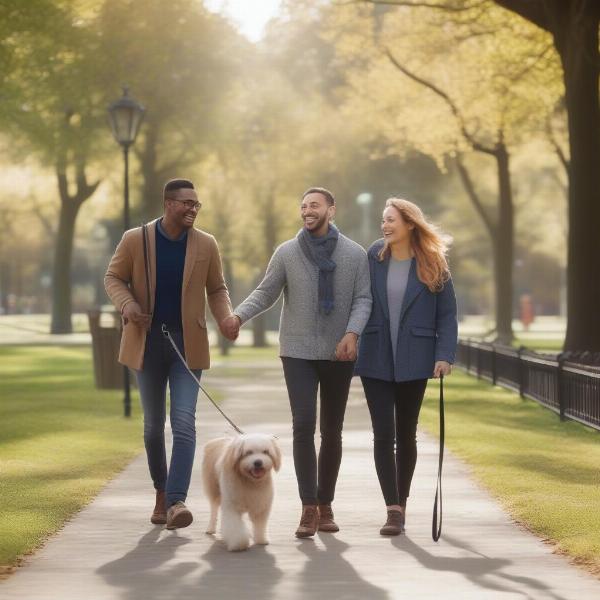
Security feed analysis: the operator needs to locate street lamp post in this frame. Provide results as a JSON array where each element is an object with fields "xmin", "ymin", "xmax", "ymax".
[
  {"xmin": 356, "ymin": 192, "xmax": 373, "ymax": 248},
  {"xmin": 108, "ymin": 86, "xmax": 145, "ymax": 417}
]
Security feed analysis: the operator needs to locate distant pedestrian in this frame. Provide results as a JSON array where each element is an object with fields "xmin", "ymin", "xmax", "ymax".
[
  {"xmin": 519, "ymin": 294, "xmax": 535, "ymax": 331},
  {"xmin": 355, "ymin": 198, "xmax": 457, "ymax": 536}
]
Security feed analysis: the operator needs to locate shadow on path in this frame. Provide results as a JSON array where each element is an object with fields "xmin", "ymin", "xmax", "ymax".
[
  {"xmin": 393, "ymin": 534, "xmax": 568, "ymax": 600},
  {"xmin": 295, "ymin": 533, "xmax": 389, "ymax": 600},
  {"xmin": 194, "ymin": 537, "xmax": 283, "ymax": 599},
  {"xmin": 97, "ymin": 528, "xmax": 196, "ymax": 600}
]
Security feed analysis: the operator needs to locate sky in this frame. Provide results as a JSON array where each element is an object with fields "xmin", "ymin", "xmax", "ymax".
[{"xmin": 205, "ymin": 0, "xmax": 283, "ymax": 42}]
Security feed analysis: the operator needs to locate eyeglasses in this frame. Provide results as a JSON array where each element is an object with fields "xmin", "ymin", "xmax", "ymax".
[{"xmin": 169, "ymin": 198, "xmax": 202, "ymax": 210}]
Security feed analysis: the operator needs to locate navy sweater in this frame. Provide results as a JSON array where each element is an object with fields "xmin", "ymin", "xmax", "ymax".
[{"xmin": 151, "ymin": 219, "xmax": 187, "ymax": 331}]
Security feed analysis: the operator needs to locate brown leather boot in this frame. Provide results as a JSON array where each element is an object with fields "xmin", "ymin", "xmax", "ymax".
[
  {"xmin": 318, "ymin": 504, "xmax": 339, "ymax": 532},
  {"xmin": 150, "ymin": 490, "xmax": 167, "ymax": 525},
  {"xmin": 380, "ymin": 509, "xmax": 405, "ymax": 536},
  {"xmin": 295, "ymin": 505, "xmax": 319, "ymax": 538},
  {"xmin": 166, "ymin": 501, "xmax": 193, "ymax": 530}
]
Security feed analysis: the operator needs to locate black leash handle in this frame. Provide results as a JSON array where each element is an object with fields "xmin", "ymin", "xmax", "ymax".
[{"xmin": 432, "ymin": 374, "xmax": 444, "ymax": 542}]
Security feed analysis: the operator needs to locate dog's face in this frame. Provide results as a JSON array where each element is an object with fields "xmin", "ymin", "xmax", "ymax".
[{"xmin": 225, "ymin": 434, "xmax": 282, "ymax": 483}]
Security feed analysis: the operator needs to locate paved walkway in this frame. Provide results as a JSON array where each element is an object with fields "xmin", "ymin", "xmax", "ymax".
[{"xmin": 2, "ymin": 359, "xmax": 598, "ymax": 599}]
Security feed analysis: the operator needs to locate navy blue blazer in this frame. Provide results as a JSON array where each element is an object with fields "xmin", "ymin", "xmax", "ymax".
[{"xmin": 354, "ymin": 239, "xmax": 457, "ymax": 382}]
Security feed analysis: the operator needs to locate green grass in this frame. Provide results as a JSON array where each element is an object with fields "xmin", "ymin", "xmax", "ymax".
[
  {"xmin": 419, "ymin": 370, "xmax": 600, "ymax": 572},
  {"xmin": 513, "ymin": 338, "xmax": 563, "ymax": 352},
  {"xmin": 0, "ymin": 346, "xmax": 143, "ymax": 571}
]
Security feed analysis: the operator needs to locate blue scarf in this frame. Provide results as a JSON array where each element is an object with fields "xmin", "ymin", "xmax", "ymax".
[{"xmin": 298, "ymin": 224, "xmax": 339, "ymax": 315}]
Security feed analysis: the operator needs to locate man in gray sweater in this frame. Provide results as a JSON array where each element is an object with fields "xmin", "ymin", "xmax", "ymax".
[{"xmin": 223, "ymin": 187, "xmax": 372, "ymax": 538}]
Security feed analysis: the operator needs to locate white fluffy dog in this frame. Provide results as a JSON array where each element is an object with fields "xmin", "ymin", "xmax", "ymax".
[{"xmin": 202, "ymin": 433, "xmax": 282, "ymax": 551}]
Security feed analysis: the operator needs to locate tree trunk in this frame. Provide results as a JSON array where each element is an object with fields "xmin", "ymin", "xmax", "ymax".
[
  {"xmin": 50, "ymin": 198, "xmax": 80, "ymax": 333},
  {"xmin": 0, "ymin": 261, "xmax": 10, "ymax": 314},
  {"xmin": 557, "ymin": 15, "xmax": 600, "ymax": 352},
  {"xmin": 252, "ymin": 190, "xmax": 277, "ymax": 348},
  {"xmin": 492, "ymin": 2, "xmax": 600, "ymax": 351},
  {"xmin": 494, "ymin": 142, "xmax": 514, "ymax": 344},
  {"xmin": 50, "ymin": 162, "xmax": 100, "ymax": 334},
  {"xmin": 455, "ymin": 149, "xmax": 514, "ymax": 343},
  {"xmin": 252, "ymin": 313, "xmax": 267, "ymax": 348}
]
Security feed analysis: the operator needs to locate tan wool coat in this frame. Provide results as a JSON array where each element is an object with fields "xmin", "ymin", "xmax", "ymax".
[{"xmin": 104, "ymin": 218, "xmax": 232, "ymax": 371}]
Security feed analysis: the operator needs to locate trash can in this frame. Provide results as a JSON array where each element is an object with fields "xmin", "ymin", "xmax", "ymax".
[{"xmin": 88, "ymin": 309, "xmax": 126, "ymax": 389}]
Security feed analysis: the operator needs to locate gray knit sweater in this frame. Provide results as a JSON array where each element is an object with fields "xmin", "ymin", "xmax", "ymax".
[{"xmin": 234, "ymin": 231, "xmax": 372, "ymax": 360}]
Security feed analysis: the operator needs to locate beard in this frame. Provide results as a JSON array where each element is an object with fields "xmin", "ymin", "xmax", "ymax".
[{"xmin": 304, "ymin": 213, "xmax": 328, "ymax": 234}]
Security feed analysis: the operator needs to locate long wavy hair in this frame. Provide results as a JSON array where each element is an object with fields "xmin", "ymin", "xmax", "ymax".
[{"xmin": 378, "ymin": 198, "xmax": 452, "ymax": 292}]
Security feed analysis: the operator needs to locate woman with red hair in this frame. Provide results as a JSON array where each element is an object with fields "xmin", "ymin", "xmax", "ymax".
[{"xmin": 355, "ymin": 198, "xmax": 457, "ymax": 536}]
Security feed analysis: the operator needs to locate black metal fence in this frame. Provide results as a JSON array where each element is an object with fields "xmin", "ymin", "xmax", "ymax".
[{"xmin": 456, "ymin": 339, "xmax": 600, "ymax": 431}]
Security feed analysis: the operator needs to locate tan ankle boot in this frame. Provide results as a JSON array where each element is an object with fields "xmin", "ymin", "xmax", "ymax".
[
  {"xmin": 380, "ymin": 509, "xmax": 405, "ymax": 536},
  {"xmin": 295, "ymin": 505, "xmax": 319, "ymax": 538},
  {"xmin": 318, "ymin": 504, "xmax": 339, "ymax": 532},
  {"xmin": 151, "ymin": 490, "xmax": 167, "ymax": 525}
]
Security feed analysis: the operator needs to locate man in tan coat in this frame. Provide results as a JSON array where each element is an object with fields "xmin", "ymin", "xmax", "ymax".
[{"xmin": 105, "ymin": 178, "xmax": 235, "ymax": 529}]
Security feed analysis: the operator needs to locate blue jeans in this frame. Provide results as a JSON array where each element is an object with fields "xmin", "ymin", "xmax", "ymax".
[{"xmin": 135, "ymin": 325, "xmax": 202, "ymax": 507}]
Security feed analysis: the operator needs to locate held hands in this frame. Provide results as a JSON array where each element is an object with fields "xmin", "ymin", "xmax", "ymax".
[
  {"xmin": 335, "ymin": 332, "xmax": 358, "ymax": 361},
  {"xmin": 433, "ymin": 361, "xmax": 452, "ymax": 378},
  {"xmin": 122, "ymin": 302, "xmax": 151, "ymax": 329},
  {"xmin": 220, "ymin": 314, "xmax": 241, "ymax": 341}
]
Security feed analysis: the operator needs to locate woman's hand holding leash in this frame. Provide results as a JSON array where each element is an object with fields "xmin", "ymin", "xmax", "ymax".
[{"xmin": 433, "ymin": 360, "xmax": 452, "ymax": 378}]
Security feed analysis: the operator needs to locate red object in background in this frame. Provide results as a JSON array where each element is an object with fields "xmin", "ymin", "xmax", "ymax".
[{"xmin": 520, "ymin": 294, "xmax": 535, "ymax": 331}]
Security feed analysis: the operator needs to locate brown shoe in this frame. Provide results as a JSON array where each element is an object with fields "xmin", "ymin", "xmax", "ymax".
[
  {"xmin": 380, "ymin": 509, "xmax": 405, "ymax": 536},
  {"xmin": 295, "ymin": 505, "xmax": 319, "ymax": 538},
  {"xmin": 150, "ymin": 490, "xmax": 167, "ymax": 525},
  {"xmin": 166, "ymin": 501, "xmax": 193, "ymax": 530},
  {"xmin": 318, "ymin": 504, "xmax": 339, "ymax": 532}
]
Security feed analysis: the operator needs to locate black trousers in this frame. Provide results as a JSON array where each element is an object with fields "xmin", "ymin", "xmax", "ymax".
[
  {"xmin": 281, "ymin": 357, "xmax": 355, "ymax": 505},
  {"xmin": 360, "ymin": 376, "xmax": 428, "ymax": 506}
]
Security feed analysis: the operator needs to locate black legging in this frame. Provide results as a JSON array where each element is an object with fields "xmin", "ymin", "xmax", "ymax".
[
  {"xmin": 281, "ymin": 357, "xmax": 355, "ymax": 505},
  {"xmin": 360, "ymin": 376, "xmax": 428, "ymax": 506}
]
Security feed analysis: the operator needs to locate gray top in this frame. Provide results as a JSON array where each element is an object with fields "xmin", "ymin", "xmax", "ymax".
[
  {"xmin": 387, "ymin": 257, "xmax": 412, "ymax": 362},
  {"xmin": 234, "ymin": 231, "xmax": 372, "ymax": 360}
]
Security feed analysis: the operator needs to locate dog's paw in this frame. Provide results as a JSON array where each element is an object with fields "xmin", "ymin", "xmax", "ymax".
[
  {"xmin": 254, "ymin": 537, "xmax": 269, "ymax": 546},
  {"xmin": 206, "ymin": 519, "xmax": 217, "ymax": 535},
  {"xmin": 226, "ymin": 540, "xmax": 250, "ymax": 552}
]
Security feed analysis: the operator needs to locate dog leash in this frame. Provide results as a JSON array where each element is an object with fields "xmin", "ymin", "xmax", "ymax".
[
  {"xmin": 161, "ymin": 324, "xmax": 245, "ymax": 435},
  {"xmin": 432, "ymin": 374, "xmax": 444, "ymax": 542}
]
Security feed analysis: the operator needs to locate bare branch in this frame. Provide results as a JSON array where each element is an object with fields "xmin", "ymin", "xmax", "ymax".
[
  {"xmin": 546, "ymin": 120, "xmax": 570, "ymax": 176},
  {"xmin": 74, "ymin": 158, "xmax": 101, "ymax": 204},
  {"xmin": 56, "ymin": 166, "xmax": 71, "ymax": 204},
  {"xmin": 455, "ymin": 154, "xmax": 496, "ymax": 235},
  {"xmin": 32, "ymin": 199, "xmax": 56, "ymax": 237},
  {"xmin": 339, "ymin": 0, "xmax": 488, "ymax": 12},
  {"xmin": 507, "ymin": 42, "xmax": 554, "ymax": 83},
  {"xmin": 384, "ymin": 48, "xmax": 497, "ymax": 155}
]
